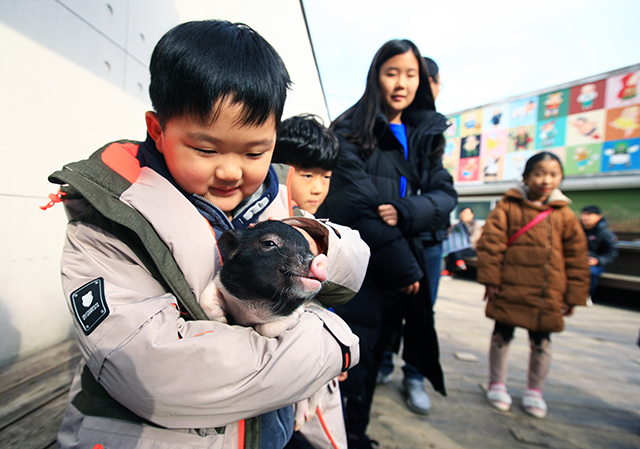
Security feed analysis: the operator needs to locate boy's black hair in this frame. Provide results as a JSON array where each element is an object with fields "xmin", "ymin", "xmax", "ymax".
[
  {"xmin": 581, "ymin": 205, "xmax": 602, "ymax": 215},
  {"xmin": 272, "ymin": 114, "xmax": 339, "ymax": 171},
  {"xmin": 149, "ymin": 20, "xmax": 291, "ymax": 127}
]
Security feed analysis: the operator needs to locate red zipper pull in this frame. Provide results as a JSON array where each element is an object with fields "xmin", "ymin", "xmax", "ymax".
[{"xmin": 40, "ymin": 190, "xmax": 66, "ymax": 210}]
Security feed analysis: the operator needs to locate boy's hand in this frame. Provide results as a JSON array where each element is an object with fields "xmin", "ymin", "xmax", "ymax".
[
  {"xmin": 484, "ymin": 285, "xmax": 500, "ymax": 301},
  {"xmin": 587, "ymin": 256, "xmax": 599, "ymax": 266},
  {"xmin": 267, "ymin": 217, "xmax": 320, "ymax": 255},
  {"xmin": 378, "ymin": 204, "xmax": 398, "ymax": 226},
  {"xmin": 293, "ymin": 226, "xmax": 319, "ymax": 255}
]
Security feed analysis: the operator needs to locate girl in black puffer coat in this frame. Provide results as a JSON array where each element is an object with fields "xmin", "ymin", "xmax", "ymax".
[{"xmin": 317, "ymin": 39, "xmax": 457, "ymax": 448}]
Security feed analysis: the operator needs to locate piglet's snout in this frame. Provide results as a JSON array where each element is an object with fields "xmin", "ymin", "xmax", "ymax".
[{"xmin": 309, "ymin": 254, "xmax": 328, "ymax": 283}]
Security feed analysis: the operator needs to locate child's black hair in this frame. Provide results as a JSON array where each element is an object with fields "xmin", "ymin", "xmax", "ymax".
[
  {"xmin": 522, "ymin": 151, "xmax": 564, "ymax": 179},
  {"xmin": 423, "ymin": 57, "xmax": 439, "ymax": 81},
  {"xmin": 272, "ymin": 114, "xmax": 339, "ymax": 171},
  {"xmin": 149, "ymin": 20, "xmax": 291, "ymax": 127}
]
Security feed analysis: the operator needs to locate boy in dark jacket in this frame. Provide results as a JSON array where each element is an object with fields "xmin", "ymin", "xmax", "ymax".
[{"xmin": 580, "ymin": 205, "xmax": 619, "ymax": 298}]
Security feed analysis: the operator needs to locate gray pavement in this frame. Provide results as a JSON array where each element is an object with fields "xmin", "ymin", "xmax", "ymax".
[{"xmin": 367, "ymin": 277, "xmax": 640, "ymax": 449}]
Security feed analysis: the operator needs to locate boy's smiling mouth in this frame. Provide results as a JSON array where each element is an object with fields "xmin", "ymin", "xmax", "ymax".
[{"xmin": 211, "ymin": 186, "xmax": 239, "ymax": 196}]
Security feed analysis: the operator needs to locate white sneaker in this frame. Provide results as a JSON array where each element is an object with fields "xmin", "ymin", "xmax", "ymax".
[
  {"xmin": 486, "ymin": 383, "xmax": 512, "ymax": 412},
  {"xmin": 522, "ymin": 389, "xmax": 547, "ymax": 419}
]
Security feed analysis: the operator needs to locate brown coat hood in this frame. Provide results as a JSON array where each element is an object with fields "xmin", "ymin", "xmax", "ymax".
[{"xmin": 477, "ymin": 185, "xmax": 590, "ymax": 332}]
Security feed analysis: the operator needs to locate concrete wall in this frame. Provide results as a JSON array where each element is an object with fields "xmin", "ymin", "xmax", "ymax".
[{"xmin": 0, "ymin": 0, "xmax": 328, "ymax": 365}]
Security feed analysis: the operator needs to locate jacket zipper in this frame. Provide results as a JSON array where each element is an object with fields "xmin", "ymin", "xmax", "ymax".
[
  {"xmin": 538, "ymin": 214, "xmax": 552, "ymax": 329},
  {"xmin": 193, "ymin": 193, "xmax": 234, "ymax": 229}
]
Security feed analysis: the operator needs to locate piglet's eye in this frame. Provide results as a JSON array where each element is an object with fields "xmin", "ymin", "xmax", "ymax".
[{"xmin": 260, "ymin": 240, "xmax": 277, "ymax": 249}]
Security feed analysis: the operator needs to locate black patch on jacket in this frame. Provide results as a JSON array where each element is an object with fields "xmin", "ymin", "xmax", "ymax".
[{"xmin": 71, "ymin": 278, "xmax": 109, "ymax": 335}]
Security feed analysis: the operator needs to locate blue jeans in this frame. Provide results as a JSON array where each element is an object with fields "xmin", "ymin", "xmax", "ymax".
[
  {"xmin": 379, "ymin": 242, "xmax": 443, "ymax": 381},
  {"xmin": 590, "ymin": 265, "xmax": 606, "ymax": 298},
  {"xmin": 424, "ymin": 241, "xmax": 444, "ymax": 305}
]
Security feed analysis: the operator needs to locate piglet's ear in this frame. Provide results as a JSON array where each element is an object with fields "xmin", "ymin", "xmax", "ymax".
[{"xmin": 217, "ymin": 230, "xmax": 241, "ymax": 263}]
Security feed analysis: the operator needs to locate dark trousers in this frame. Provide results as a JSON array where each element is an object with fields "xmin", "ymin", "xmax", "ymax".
[{"xmin": 445, "ymin": 248, "xmax": 476, "ymax": 272}]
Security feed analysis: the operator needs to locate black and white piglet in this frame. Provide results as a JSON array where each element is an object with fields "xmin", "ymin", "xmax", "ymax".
[{"xmin": 200, "ymin": 220, "xmax": 328, "ymax": 337}]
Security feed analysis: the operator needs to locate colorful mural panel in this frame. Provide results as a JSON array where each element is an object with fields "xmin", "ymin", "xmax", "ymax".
[
  {"xmin": 566, "ymin": 109, "xmax": 606, "ymax": 146},
  {"xmin": 536, "ymin": 117, "xmax": 567, "ymax": 149},
  {"xmin": 443, "ymin": 137, "xmax": 461, "ymax": 182},
  {"xmin": 565, "ymin": 143, "xmax": 602, "ymax": 175},
  {"xmin": 605, "ymin": 71, "xmax": 640, "ymax": 109},
  {"xmin": 509, "ymin": 97, "xmax": 538, "ymax": 127},
  {"xmin": 538, "ymin": 88, "xmax": 570, "ymax": 121},
  {"xmin": 569, "ymin": 79, "xmax": 606, "ymax": 114},
  {"xmin": 447, "ymin": 67, "xmax": 640, "ymax": 183},
  {"xmin": 460, "ymin": 109, "xmax": 483, "ymax": 137},
  {"xmin": 457, "ymin": 156, "xmax": 480, "ymax": 182},
  {"xmin": 602, "ymin": 138, "xmax": 640, "ymax": 172}
]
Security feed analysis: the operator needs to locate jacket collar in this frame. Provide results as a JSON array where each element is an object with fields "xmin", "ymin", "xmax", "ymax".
[{"xmin": 507, "ymin": 184, "xmax": 572, "ymax": 207}]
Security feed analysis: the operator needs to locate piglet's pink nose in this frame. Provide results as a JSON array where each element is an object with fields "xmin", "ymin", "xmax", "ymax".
[{"xmin": 309, "ymin": 254, "xmax": 328, "ymax": 283}]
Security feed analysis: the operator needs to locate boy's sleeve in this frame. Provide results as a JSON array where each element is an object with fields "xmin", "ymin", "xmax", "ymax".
[
  {"xmin": 597, "ymin": 228, "xmax": 619, "ymax": 267},
  {"xmin": 476, "ymin": 202, "xmax": 509, "ymax": 286},
  {"xmin": 562, "ymin": 211, "xmax": 590, "ymax": 305},
  {"xmin": 281, "ymin": 216, "xmax": 371, "ymax": 307},
  {"xmin": 62, "ymin": 221, "xmax": 360, "ymax": 430}
]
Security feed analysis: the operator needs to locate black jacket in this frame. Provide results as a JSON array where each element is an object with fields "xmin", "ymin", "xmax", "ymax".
[
  {"xmin": 584, "ymin": 218, "xmax": 618, "ymax": 267},
  {"xmin": 318, "ymin": 109, "xmax": 457, "ymax": 396}
]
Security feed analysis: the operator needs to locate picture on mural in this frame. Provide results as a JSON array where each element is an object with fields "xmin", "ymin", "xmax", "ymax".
[
  {"xmin": 482, "ymin": 103, "xmax": 509, "ymax": 131},
  {"xmin": 461, "ymin": 110, "xmax": 483, "ymax": 137},
  {"xmin": 570, "ymin": 79, "xmax": 607, "ymax": 114},
  {"xmin": 536, "ymin": 117, "xmax": 567, "ymax": 149},
  {"xmin": 605, "ymin": 71, "xmax": 640, "ymax": 109},
  {"xmin": 606, "ymin": 105, "xmax": 640, "ymax": 140},
  {"xmin": 458, "ymin": 156, "xmax": 480, "ymax": 182},
  {"xmin": 509, "ymin": 97, "xmax": 538, "ymax": 127},
  {"xmin": 565, "ymin": 143, "xmax": 602, "ymax": 175},
  {"xmin": 461, "ymin": 135, "xmax": 480, "ymax": 158},
  {"xmin": 538, "ymin": 88, "xmax": 570, "ymax": 121},
  {"xmin": 602, "ymin": 138, "xmax": 640, "ymax": 172},
  {"xmin": 507, "ymin": 124, "xmax": 535, "ymax": 152},
  {"xmin": 443, "ymin": 138, "xmax": 461, "ymax": 182},
  {"xmin": 566, "ymin": 109, "xmax": 606, "ymax": 145}
]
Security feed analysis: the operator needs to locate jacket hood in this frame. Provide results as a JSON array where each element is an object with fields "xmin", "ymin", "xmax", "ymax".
[{"xmin": 506, "ymin": 184, "xmax": 572, "ymax": 207}]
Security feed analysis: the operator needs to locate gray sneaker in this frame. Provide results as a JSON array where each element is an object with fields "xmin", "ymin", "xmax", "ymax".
[
  {"xmin": 376, "ymin": 370, "xmax": 393, "ymax": 385},
  {"xmin": 402, "ymin": 378, "xmax": 431, "ymax": 415}
]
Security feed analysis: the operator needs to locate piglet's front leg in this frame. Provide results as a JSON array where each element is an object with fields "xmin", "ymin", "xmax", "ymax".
[
  {"xmin": 199, "ymin": 275, "xmax": 228, "ymax": 324},
  {"xmin": 254, "ymin": 305, "xmax": 305, "ymax": 338}
]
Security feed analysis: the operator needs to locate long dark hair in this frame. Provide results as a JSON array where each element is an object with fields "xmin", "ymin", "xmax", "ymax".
[{"xmin": 332, "ymin": 39, "xmax": 435, "ymax": 157}]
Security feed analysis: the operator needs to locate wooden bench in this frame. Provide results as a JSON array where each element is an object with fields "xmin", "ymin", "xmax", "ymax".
[
  {"xmin": 461, "ymin": 242, "xmax": 640, "ymax": 292},
  {"xmin": 598, "ymin": 272, "xmax": 640, "ymax": 292},
  {"xmin": 0, "ymin": 339, "xmax": 81, "ymax": 449}
]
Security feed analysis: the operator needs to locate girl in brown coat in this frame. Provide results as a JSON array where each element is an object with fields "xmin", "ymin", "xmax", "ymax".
[{"xmin": 477, "ymin": 152, "xmax": 589, "ymax": 419}]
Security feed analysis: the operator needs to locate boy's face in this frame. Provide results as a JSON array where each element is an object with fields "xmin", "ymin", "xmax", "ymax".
[
  {"xmin": 580, "ymin": 212, "xmax": 601, "ymax": 230},
  {"xmin": 290, "ymin": 167, "xmax": 332, "ymax": 215},
  {"xmin": 146, "ymin": 102, "xmax": 276, "ymax": 216}
]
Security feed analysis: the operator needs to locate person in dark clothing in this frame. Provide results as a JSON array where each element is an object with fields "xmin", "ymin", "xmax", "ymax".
[
  {"xmin": 378, "ymin": 58, "xmax": 453, "ymax": 416},
  {"xmin": 442, "ymin": 207, "xmax": 483, "ymax": 276},
  {"xmin": 580, "ymin": 205, "xmax": 618, "ymax": 298},
  {"xmin": 317, "ymin": 40, "xmax": 457, "ymax": 448}
]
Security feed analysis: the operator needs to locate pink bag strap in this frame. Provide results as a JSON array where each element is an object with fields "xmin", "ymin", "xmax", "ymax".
[{"xmin": 507, "ymin": 207, "xmax": 553, "ymax": 246}]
